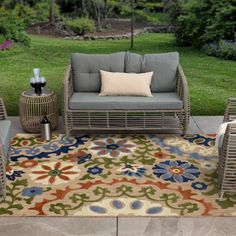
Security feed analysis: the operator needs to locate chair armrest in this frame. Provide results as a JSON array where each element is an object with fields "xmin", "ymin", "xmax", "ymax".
[
  {"xmin": 0, "ymin": 97, "xmax": 7, "ymax": 120},
  {"xmin": 63, "ymin": 64, "xmax": 73, "ymax": 111},
  {"xmin": 223, "ymin": 97, "xmax": 236, "ymax": 122},
  {"xmin": 221, "ymin": 123, "xmax": 236, "ymax": 156},
  {"xmin": 0, "ymin": 137, "xmax": 6, "ymax": 166},
  {"xmin": 176, "ymin": 65, "xmax": 190, "ymax": 112}
]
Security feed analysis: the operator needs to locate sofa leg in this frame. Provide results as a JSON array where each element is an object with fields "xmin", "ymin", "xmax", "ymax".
[
  {"xmin": 183, "ymin": 118, "xmax": 189, "ymax": 136},
  {"xmin": 183, "ymin": 128, "xmax": 188, "ymax": 136},
  {"xmin": 65, "ymin": 128, "xmax": 71, "ymax": 138},
  {"xmin": 219, "ymin": 191, "xmax": 224, "ymax": 201}
]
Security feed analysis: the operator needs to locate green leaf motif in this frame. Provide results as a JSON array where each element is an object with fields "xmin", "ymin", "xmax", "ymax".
[
  {"xmin": 49, "ymin": 203, "xmax": 72, "ymax": 215},
  {"xmin": 116, "ymin": 185, "xmax": 133, "ymax": 194},
  {"xmin": 179, "ymin": 202, "xmax": 199, "ymax": 214},
  {"xmin": 93, "ymin": 187, "xmax": 110, "ymax": 196},
  {"xmin": 11, "ymin": 204, "xmax": 23, "ymax": 210},
  {"xmin": 70, "ymin": 193, "xmax": 89, "ymax": 203},
  {"xmin": 216, "ymin": 195, "xmax": 236, "ymax": 209},
  {"xmin": 24, "ymin": 197, "xmax": 34, "ymax": 204},
  {"xmin": 0, "ymin": 208, "xmax": 13, "ymax": 215},
  {"xmin": 79, "ymin": 173, "xmax": 94, "ymax": 180},
  {"xmin": 12, "ymin": 179, "xmax": 28, "ymax": 188},
  {"xmin": 160, "ymin": 193, "xmax": 179, "ymax": 203},
  {"xmin": 139, "ymin": 187, "xmax": 156, "ymax": 195},
  {"xmin": 100, "ymin": 171, "xmax": 112, "ymax": 179},
  {"xmin": 203, "ymin": 171, "xmax": 218, "ymax": 196}
]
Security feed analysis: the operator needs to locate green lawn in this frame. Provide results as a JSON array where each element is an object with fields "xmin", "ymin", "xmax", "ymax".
[{"xmin": 0, "ymin": 33, "xmax": 236, "ymax": 116}]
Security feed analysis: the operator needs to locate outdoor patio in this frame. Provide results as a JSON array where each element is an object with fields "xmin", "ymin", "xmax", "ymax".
[
  {"xmin": 0, "ymin": 0, "xmax": 235, "ymax": 234},
  {"xmin": 0, "ymin": 116, "xmax": 235, "ymax": 236}
]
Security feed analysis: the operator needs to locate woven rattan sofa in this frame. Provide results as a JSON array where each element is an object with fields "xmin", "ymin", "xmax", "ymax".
[
  {"xmin": 218, "ymin": 98, "xmax": 236, "ymax": 200},
  {"xmin": 64, "ymin": 52, "xmax": 190, "ymax": 136},
  {"xmin": 0, "ymin": 98, "xmax": 11, "ymax": 199}
]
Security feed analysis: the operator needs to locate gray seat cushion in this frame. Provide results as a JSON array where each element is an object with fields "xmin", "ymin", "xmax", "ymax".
[
  {"xmin": 0, "ymin": 120, "xmax": 11, "ymax": 155},
  {"xmin": 125, "ymin": 52, "xmax": 179, "ymax": 92},
  {"xmin": 71, "ymin": 52, "xmax": 126, "ymax": 92},
  {"xmin": 69, "ymin": 93, "xmax": 183, "ymax": 110}
]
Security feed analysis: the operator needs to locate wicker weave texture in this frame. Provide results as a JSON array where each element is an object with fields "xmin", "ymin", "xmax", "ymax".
[
  {"xmin": 19, "ymin": 91, "xmax": 58, "ymax": 133},
  {"xmin": 0, "ymin": 98, "xmax": 9, "ymax": 199},
  {"xmin": 63, "ymin": 65, "xmax": 190, "ymax": 136},
  {"xmin": 218, "ymin": 98, "xmax": 236, "ymax": 200},
  {"xmin": 0, "ymin": 97, "xmax": 7, "ymax": 121}
]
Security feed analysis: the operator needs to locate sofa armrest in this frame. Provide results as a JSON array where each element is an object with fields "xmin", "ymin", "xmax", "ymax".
[
  {"xmin": 223, "ymin": 97, "xmax": 236, "ymax": 122},
  {"xmin": 176, "ymin": 65, "xmax": 190, "ymax": 111},
  {"xmin": 0, "ymin": 98, "xmax": 7, "ymax": 121},
  {"xmin": 176, "ymin": 65, "xmax": 190, "ymax": 133},
  {"xmin": 63, "ymin": 64, "xmax": 74, "ymax": 111}
]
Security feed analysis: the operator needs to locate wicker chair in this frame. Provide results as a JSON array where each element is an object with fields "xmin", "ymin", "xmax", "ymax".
[
  {"xmin": 0, "ymin": 98, "xmax": 11, "ymax": 200},
  {"xmin": 218, "ymin": 98, "xmax": 236, "ymax": 200},
  {"xmin": 63, "ymin": 52, "xmax": 190, "ymax": 136}
]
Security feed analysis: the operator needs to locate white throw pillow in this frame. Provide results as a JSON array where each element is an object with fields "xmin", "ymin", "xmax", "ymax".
[
  {"xmin": 215, "ymin": 119, "xmax": 236, "ymax": 152},
  {"xmin": 99, "ymin": 70, "xmax": 153, "ymax": 97}
]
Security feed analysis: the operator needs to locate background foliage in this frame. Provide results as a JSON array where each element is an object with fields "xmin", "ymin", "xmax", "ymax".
[
  {"xmin": 0, "ymin": 0, "xmax": 235, "ymax": 116},
  {"xmin": 168, "ymin": 0, "xmax": 236, "ymax": 59}
]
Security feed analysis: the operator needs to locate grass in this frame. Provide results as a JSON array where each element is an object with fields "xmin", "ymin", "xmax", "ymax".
[{"xmin": 0, "ymin": 33, "xmax": 236, "ymax": 116}]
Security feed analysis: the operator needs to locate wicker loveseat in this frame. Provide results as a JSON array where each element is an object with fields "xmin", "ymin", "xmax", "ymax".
[
  {"xmin": 64, "ymin": 52, "xmax": 189, "ymax": 136},
  {"xmin": 0, "ymin": 98, "xmax": 11, "ymax": 199},
  {"xmin": 218, "ymin": 98, "xmax": 236, "ymax": 200}
]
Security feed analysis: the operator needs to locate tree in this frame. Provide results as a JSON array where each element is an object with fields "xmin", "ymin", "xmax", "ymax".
[
  {"xmin": 91, "ymin": 0, "xmax": 105, "ymax": 31},
  {"xmin": 130, "ymin": 0, "xmax": 134, "ymax": 49},
  {"xmin": 49, "ymin": 0, "xmax": 55, "ymax": 24}
]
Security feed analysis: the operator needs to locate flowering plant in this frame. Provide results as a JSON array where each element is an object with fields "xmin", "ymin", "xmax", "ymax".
[{"xmin": 0, "ymin": 40, "xmax": 13, "ymax": 50}]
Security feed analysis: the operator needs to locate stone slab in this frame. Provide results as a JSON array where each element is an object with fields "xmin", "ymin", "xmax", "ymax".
[
  {"xmin": 118, "ymin": 217, "xmax": 236, "ymax": 236},
  {"xmin": 192, "ymin": 116, "xmax": 223, "ymax": 134},
  {"xmin": 0, "ymin": 217, "xmax": 117, "ymax": 236}
]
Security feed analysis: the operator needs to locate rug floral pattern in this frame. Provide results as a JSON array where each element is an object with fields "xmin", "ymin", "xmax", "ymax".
[{"xmin": 1, "ymin": 133, "xmax": 236, "ymax": 216}]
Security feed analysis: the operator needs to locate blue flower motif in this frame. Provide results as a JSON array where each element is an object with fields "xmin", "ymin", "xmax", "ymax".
[
  {"xmin": 149, "ymin": 135, "xmax": 213, "ymax": 161},
  {"xmin": 6, "ymin": 169, "xmax": 24, "ymax": 181},
  {"xmin": 119, "ymin": 164, "xmax": 146, "ymax": 178},
  {"xmin": 22, "ymin": 187, "xmax": 43, "ymax": 197},
  {"xmin": 87, "ymin": 166, "xmax": 103, "ymax": 175},
  {"xmin": 77, "ymin": 154, "xmax": 92, "ymax": 164},
  {"xmin": 191, "ymin": 182, "xmax": 208, "ymax": 190},
  {"xmin": 153, "ymin": 160, "xmax": 200, "ymax": 183}
]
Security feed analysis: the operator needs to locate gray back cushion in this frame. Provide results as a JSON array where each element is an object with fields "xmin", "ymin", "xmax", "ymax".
[
  {"xmin": 125, "ymin": 52, "xmax": 142, "ymax": 73},
  {"xmin": 71, "ymin": 52, "xmax": 126, "ymax": 92},
  {"xmin": 125, "ymin": 52, "xmax": 179, "ymax": 92}
]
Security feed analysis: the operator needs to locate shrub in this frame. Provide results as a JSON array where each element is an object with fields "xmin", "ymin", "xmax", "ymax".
[
  {"xmin": 175, "ymin": 0, "xmax": 236, "ymax": 48},
  {"xmin": 33, "ymin": 0, "xmax": 60, "ymax": 23},
  {"xmin": 202, "ymin": 41, "xmax": 236, "ymax": 60},
  {"xmin": 145, "ymin": 2, "xmax": 164, "ymax": 12},
  {"xmin": 14, "ymin": 3, "xmax": 36, "ymax": 26},
  {"xmin": 65, "ymin": 17, "xmax": 94, "ymax": 35},
  {"xmin": 0, "ymin": 13, "xmax": 30, "ymax": 46}
]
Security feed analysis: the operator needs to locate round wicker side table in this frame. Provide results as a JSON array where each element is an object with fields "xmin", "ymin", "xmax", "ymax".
[{"xmin": 19, "ymin": 89, "xmax": 58, "ymax": 133}]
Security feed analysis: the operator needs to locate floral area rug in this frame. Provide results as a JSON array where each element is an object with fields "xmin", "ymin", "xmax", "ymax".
[{"xmin": 1, "ymin": 133, "xmax": 236, "ymax": 217}]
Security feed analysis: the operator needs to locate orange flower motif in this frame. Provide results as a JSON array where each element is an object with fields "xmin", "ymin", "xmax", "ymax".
[
  {"xmin": 20, "ymin": 160, "xmax": 38, "ymax": 168},
  {"xmin": 154, "ymin": 151, "xmax": 168, "ymax": 159},
  {"xmin": 67, "ymin": 150, "xmax": 92, "ymax": 164},
  {"xmin": 29, "ymin": 161, "xmax": 80, "ymax": 185},
  {"xmin": 68, "ymin": 151, "xmax": 86, "ymax": 162}
]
